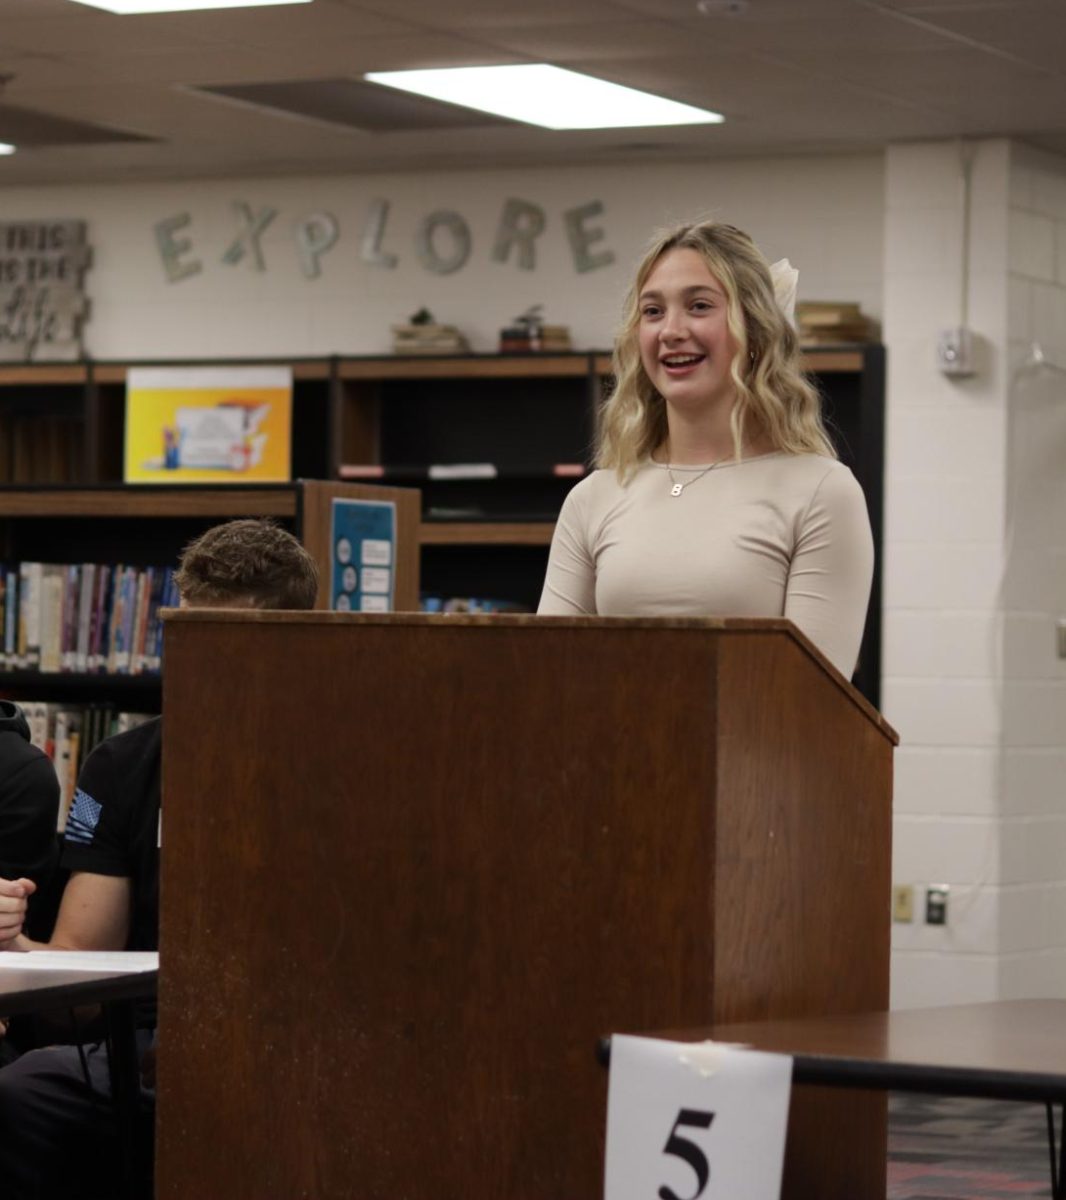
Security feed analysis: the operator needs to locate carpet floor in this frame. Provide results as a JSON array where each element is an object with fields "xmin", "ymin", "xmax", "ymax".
[{"xmin": 888, "ymin": 1094, "xmax": 1063, "ymax": 1199}]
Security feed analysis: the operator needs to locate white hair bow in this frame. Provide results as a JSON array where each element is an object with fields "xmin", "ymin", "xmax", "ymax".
[{"xmin": 770, "ymin": 258, "xmax": 799, "ymax": 328}]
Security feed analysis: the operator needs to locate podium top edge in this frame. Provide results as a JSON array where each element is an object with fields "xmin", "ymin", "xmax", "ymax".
[{"xmin": 163, "ymin": 610, "xmax": 898, "ymax": 744}]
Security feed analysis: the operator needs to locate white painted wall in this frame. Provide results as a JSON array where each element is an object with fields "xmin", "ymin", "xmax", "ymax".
[
  {"xmin": 0, "ymin": 154, "xmax": 884, "ymax": 359},
  {"xmin": 885, "ymin": 138, "xmax": 1066, "ymax": 1009},
  {"xmin": 883, "ymin": 139, "xmax": 1011, "ymax": 1008},
  {"xmin": 16, "ymin": 143, "xmax": 1065, "ymax": 1008},
  {"xmin": 1000, "ymin": 144, "xmax": 1066, "ymax": 999}
]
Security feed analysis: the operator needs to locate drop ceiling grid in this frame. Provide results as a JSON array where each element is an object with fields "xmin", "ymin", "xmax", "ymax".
[{"xmin": 0, "ymin": 0, "xmax": 1059, "ymax": 184}]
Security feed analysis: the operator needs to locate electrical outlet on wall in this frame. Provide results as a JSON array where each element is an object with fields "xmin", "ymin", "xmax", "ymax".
[
  {"xmin": 892, "ymin": 885, "xmax": 914, "ymax": 922},
  {"xmin": 926, "ymin": 884, "xmax": 949, "ymax": 925}
]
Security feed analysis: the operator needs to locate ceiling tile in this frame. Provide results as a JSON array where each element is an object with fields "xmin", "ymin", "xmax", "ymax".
[
  {"xmin": 193, "ymin": 78, "xmax": 507, "ymax": 132},
  {"xmin": 0, "ymin": 101, "xmax": 155, "ymax": 147},
  {"xmin": 896, "ymin": 1, "xmax": 1066, "ymax": 69},
  {"xmin": 0, "ymin": 0, "xmax": 1060, "ymax": 186},
  {"xmin": 763, "ymin": 44, "xmax": 1051, "ymax": 108},
  {"xmin": 672, "ymin": 7, "xmax": 961, "ymax": 53},
  {"xmin": 872, "ymin": 0, "xmax": 1029, "ymax": 10},
  {"xmin": 0, "ymin": 50, "xmax": 107, "ymax": 90},
  {"xmin": 0, "ymin": 12, "xmax": 212, "ymax": 55},
  {"xmin": 613, "ymin": 0, "xmax": 855, "ymax": 18},
  {"xmin": 566, "ymin": 53, "xmax": 830, "ymax": 117},
  {"xmin": 0, "ymin": 0, "xmax": 73, "ymax": 13},
  {"xmin": 56, "ymin": 33, "xmax": 518, "ymax": 85},
  {"xmin": 140, "ymin": 0, "xmax": 418, "ymax": 47},
  {"xmin": 476, "ymin": 20, "xmax": 704, "ymax": 61},
  {"xmin": 348, "ymin": 0, "xmax": 627, "ymax": 29}
]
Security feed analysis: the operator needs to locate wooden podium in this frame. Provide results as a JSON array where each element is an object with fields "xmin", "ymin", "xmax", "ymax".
[{"xmin": 156, "ymin": 612, "xmax": 896, "ymax": 1200}]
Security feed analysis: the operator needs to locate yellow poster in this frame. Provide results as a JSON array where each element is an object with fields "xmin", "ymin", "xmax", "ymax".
[{"xmin": 124, "ymin": 366, "xmax": 292, "ymax": 483}]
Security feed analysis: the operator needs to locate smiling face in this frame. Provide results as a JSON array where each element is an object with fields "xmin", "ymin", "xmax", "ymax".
[{"xmin": 637, "ymin": 247, "xmax": 741, "ymax": 420}]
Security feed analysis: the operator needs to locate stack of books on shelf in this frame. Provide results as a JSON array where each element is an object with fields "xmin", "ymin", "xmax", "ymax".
[
  {"xmin": 498, "ymin": 323, "xmax": 572, "ymax": 354},
  {"xmin": 22, "ymin": 702, "xmax": 153, "ymax": 830},
  {"xmin": 1, "ymin": 562, "xmax": 179, "ymax": 677},
  {"xmin": 391, "ymin": 322, "xmax": 470, "ymax": 355},
  {"xmin": 795, "ymin": 301, "xmax": 876, "ymax": 346}
]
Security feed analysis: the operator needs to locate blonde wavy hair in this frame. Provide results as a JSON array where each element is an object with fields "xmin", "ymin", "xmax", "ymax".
[{"xmin": 597, "ymin": 220, "xmax": 835, "ymax": 474}]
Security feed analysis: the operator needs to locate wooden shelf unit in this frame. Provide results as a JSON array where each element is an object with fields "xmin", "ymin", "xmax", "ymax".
[
  {"xmin": 418, "ymin": 522, "xmax": 554, "ymax": 547},
  {"xmin": 0, "ymin": 480, "xmax": 421, "ymax": 711},
  {"xmin": 0, "ymin": 346, "xmax": 884, "ymax": 701},
  {"xmin": 0, "ymin": 486, "xmax": 300, "ymax": 519}
]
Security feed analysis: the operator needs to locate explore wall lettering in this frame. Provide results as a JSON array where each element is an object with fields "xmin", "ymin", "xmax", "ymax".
[{"xmin": 154, "ymin": 197, "xmax": 615, "ymax": 283}]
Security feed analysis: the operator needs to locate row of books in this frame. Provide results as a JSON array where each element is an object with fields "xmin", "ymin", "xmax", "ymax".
[
  {"xmin": 2, "ymin": 562, "xmax": 180, "ymax": 676},
  {"xmin": 0, "ymin": 413, "xmax": 82, "ymax": 484},
  {"xmin": 22, "ymin": 701, "xmax": 154, "ymax": 831},
  {"xmin": 420, "ymin": 596, "xmax": 532, "ymax": 615}
]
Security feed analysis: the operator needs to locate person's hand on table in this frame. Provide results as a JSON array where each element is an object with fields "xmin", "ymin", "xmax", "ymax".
[{"xmin": 0, "ymin": 878, "xmax": 35, "ymax": 947}]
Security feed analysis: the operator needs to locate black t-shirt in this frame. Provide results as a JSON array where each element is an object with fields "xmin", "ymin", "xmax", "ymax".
[
  {"xmin": 61, "ymin": 716, "xmax": 161, "ymax": 958},
  {"xmin": 0, "ymin": 705, "xmax": 60, "ymax": 893}
]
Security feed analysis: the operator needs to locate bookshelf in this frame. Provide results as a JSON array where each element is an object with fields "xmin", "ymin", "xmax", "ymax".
[
  {"xmin": 0, "ymin": 345, "xmax": 884, "ymax": 701},
  {"xmin": 0, "ymin": 480, "xmax": 421, "ymax": 706}
]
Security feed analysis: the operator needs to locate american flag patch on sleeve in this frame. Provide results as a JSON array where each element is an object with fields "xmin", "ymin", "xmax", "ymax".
[{"xmin": 64, "ymin": 788, "xmax": 103, "ymax": 846}]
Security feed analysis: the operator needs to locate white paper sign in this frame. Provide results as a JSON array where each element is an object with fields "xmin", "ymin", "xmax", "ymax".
[
  {"xmin": 361, "ymin": 539, "xmax": 392, "ymax": 567},
  {"xmin": 0, "ymin": 951, "xmax": 159, "ymax": 973},
  {"xmin": 361, "ymin": 566, "xmax": 391, "ymax": 594},
  {"xmin": 605, "ymin": 1036, "xmax": 792, "ymax": 1200}
]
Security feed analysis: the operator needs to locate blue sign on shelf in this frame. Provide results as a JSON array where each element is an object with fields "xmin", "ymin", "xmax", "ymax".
[{"xmin": 330, "ymin": 498, "xmax": 396, "ymax": 612}]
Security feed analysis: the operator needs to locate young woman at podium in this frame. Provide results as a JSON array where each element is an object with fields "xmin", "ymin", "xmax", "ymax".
[{"xmin": 538, "ymin": 219, "xmax": 873, "ymax": 680}]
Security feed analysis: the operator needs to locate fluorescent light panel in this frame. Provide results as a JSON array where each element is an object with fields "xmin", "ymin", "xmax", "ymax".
[
  {"xmin": 365, "ymin": 65, "xmax": 724, "ymax": 130},
  {"xmin": 0, "ymin": 143, "xmax": 15, "ymax": 155},
  {"xmin": 70, "ymin": 0, "xmax": 312, "ymax": 13}
]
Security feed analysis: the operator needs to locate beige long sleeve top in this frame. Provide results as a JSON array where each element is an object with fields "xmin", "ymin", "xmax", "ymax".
[{"xmin": 537, "ymin": 452, "xmax": 874, "ymax": 678}]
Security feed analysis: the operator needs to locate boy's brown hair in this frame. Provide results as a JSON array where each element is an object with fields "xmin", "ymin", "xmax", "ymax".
[{"xmin": 174, "ymin": 519, "xmax": 319, "ymax": 610}]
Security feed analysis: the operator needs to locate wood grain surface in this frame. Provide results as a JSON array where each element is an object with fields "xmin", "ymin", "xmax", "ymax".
[
  {"xmin": 156, "ymin": 614, "xmax": 892, "ymax": 1200},
  {"xmin": 298, "ymin": 480, "xmax": 421, "ymax": 611}
]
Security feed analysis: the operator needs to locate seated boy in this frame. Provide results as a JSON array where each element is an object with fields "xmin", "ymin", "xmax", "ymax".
[{"xmin": 0, "ymin": 518, "xmax": 318, "ymax": 1199}]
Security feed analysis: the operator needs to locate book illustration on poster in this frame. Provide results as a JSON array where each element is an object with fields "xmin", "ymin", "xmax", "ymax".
[
  {"xmin": 330, "ymin": 500, "xmax": 396, "ymax": 613},
  {"xmin": 124, "ymin": 366, "xmax": 292, "ymax": 484}
]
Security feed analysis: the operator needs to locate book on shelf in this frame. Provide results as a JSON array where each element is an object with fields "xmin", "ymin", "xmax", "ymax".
[
  {"xmin": 18, "ymin": 562, "xmax": 42, "ymax": 671},
  {"xmin": 23, "ymin": 701, "xmax": 154, "ymax": 831},
  {"xmin": 0, "ymin": 413, "xmax": 80, "ymax": 485},
  {"xmin": 1, "ymin": 561, "xmax": 179, "ymax": 677},
  {"xmin": 795, "ymin": 301, "xmax": 876, "ymax": 346},
  {"xmin": 391, "ymin": 323, "xmax": 470, "ymax": 355},
  {"xmin": 498, "ymin": 324, "xmax": 572, "ymax": 353}
]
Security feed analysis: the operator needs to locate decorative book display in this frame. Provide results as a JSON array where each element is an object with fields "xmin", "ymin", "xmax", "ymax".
[
  {"xmin": 392, "ymin": 307, "xmax": 469, "ymax": 355},
  {"xmin": 499, "ymin": 305, "xmax": 572, "ymax": 353},
  {"xmin": 795, "ymin": 301, "xmax": 876, "ymax": 346}
]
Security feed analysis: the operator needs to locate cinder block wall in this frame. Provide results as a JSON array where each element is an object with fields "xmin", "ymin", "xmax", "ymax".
[{"xmin": 885, "ymin": 139, "xmax": 1066, "ymax": 1007}]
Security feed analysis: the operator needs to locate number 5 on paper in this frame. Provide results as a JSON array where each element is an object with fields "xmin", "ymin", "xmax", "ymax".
[{"xmin": 604, "ymin": 1035, "xmax": 792, "ymax": 1200}]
